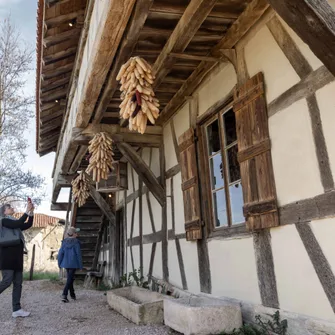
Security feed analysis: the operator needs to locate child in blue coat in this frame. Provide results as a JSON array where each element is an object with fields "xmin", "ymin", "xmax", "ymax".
[{"xmin": 58, "ymin": 227, "xmax": 82, "ymax": 303}]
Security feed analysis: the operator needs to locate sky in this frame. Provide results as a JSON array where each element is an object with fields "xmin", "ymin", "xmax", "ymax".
[{"xmin": 0, "ymin": 0, "xmax": 68, "ymax": 219}]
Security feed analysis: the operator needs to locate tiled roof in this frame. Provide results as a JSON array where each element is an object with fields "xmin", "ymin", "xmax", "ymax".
[{"xmin": 14, "ymin": 213, "xmax": 61, "ymax": 228}]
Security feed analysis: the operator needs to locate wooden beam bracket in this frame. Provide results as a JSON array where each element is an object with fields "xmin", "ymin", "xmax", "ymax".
[{"xmin": 116, "ymin": 142, "xmax": 165, "ymax": 206}]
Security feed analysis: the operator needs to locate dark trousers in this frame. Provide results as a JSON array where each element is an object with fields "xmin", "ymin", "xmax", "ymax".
[
  {"xmin": 0, "ymin": 270, "xmax": 23, "ymax": 312},
  {"xmin": 62, "ymin": 268, "xmax": 76, "ymax": 298}
]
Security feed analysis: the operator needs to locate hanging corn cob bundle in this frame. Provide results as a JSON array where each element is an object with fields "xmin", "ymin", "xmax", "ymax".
[
  {"xmin": 72, "ymin": 171, "xmax": 90, "ymax": 207},
  {"xmin": 86, "ymin": 132, "xmax": 114, "ymax": 183},
  {"xmin": 116, "ymin": 57, "xmax": 160, "ymax": 134}
]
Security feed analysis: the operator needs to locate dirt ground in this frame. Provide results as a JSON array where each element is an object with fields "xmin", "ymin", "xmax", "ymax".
[{"xmin": 0, "ymin": 280, "xmax": 176, "ymax": 335}]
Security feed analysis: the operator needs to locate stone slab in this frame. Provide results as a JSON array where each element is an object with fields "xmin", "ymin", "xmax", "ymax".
[
  {"xmin": 107, "ymin": 286, "xmax": 165, "ymax": 325},
  {"xmin": 164, "ymin": 296, "xmax": 242, "ymax": 335}
]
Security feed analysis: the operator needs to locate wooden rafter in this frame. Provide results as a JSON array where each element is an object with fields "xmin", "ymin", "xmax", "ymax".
[
  {"xmin": 40, "ymin": 117, "xmax": 63, "ymax": 135},
  {"xmin": 40, "ymin": 86, "xmax": 68, "ymax": 103},
  {"xmin": 152, "ymin": 0, "xmax": 218, "ymax": 88},
  {"xmin": 150, "ymin": 2, "xmax": 240, "ymax": 20},
  {"xmin": 42, "ymin": 62, "xmax": 74, "ymax": 80},
  {"xmin": 45, "ymin": 10, "xmax": 85, "ymax": 28},
  {"xmin": 159, "ymin": 0, "xmax": 269, "ymax": 124},
  {"xmin": 41, "ymin": 74, "xmax": 71, "ymax": 93},
  {"xmin": 43, "ymin": 46, "xmax": 77, "ymax": 64},
  {"xmin": 44, "ymin": 28, "xmax": 81, "ymax": 48},
  {"xmin": 92, "ymin": 0, "xmax": 154, "ymax": 124},
  {"xmin": 41, "ymin": 100, "xmax": 65, "ymax": 112},
  {"xmin": 40, "ymin": 109, "xmax": 64, "ymax": 124},
  {"xmin": 116, "ymin": 142, "xmax": 165, "ymax": 206},
  {"xmin": 268, "ymin": 0, "xmax": 335, "ymax": 77}
]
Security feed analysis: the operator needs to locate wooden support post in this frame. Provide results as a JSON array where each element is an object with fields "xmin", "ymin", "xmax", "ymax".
[
  {"xmin": 160, "ymin": 143, "xmax": 169, "ymax": 282},
  {"xmin": 139, "ymin": 180, "xmax": 143, "ymax": 278},
  {"xmin": 89, "ymin": 184, "xmax": 116, "ymax": 226},
  {"xmin": 117, "ymin": 142, "xmax": 165, "ymax": 206},
  {"xmin": 92, "ymin": 216, "xmax": 105, "ymax": 271},
  {"xmin": 29, "ymin": 245, "xmax": 36, "ymax": 281}
]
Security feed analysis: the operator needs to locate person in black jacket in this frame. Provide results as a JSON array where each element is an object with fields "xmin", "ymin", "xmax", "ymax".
[{"xmin": 0, "ymin": 201, "xmax": 34, "ymax": 318}]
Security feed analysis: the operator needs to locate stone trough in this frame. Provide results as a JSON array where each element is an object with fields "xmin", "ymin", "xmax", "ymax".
[
  {"xmin": 107, "ymin": 286, "xmax": 166, "ymax": 325},
  {"xmin": 164, "ymin": 296, "xmax": 242, "ymax": 335}
]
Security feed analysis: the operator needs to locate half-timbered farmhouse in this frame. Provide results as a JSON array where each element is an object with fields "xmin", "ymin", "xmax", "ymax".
[{"xmin": 36, "ymin": 0, "xmax": 335, "ymax": 331}]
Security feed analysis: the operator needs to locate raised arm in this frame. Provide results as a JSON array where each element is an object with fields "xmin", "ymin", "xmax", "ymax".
[
  {"xmin": 21, "ymin": 215, "xmax": 34, "ymax": 231},
  {"xmin": 1, "ymin": 213, "xmax": 30, "ymax": 230}
]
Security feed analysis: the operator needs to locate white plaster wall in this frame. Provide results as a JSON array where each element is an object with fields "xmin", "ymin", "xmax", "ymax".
[
  {"xmin": 173, "ymin": 103, "xmax": 190, "ymax": 139},
  {"xmin": 151, "ymin": 148, "xmax": 161, "ymax": 178},
  {"xmin": 149, "ymin": 194, "xmax": 162, "ymax": 232},
  {"xmin": 179, "ymin": 240, "xmax": 200, "ymax": 293},
  {"xmin": 163, "ymin": 124, "xmax": 178, "ymax": 171},
  {"xmin": 166, "ymin": 178, "xmax": 173, "ymax": 231},
  {"xmin": 131, "ymin": 245, "xmax": 140, "ymax": 271},
  {"xmin": 142, "ymin": 148, "xmax": 151, "ymax": 167},
  {"xmin": 168, "ymin": 241, "xmax": 183, "ymax": 289},
  {"xmin": 127, "ymin": 163, "xmax": 134, "ymax": 192},
  {"xmin": 209, "ymin": 237, "xmax": 261, "ymax": 304},
  {"xmin": 198, "ymin": 63, "xmax": 237, "ymax": 116},
  {"xmin": 126, "ymin": 246, "xmax": 132, "ymax": 273},
  {"xmin": 126, "ymin": 202, "xmax": 132, "ymax": 239},
  {"xmin": 311, "ymin": 218, "xmax": 335, "ymax": 278},
  {"xmin": 142, "ymin": 195, "xmax": 153, "ymax": 235},
  {"xmin": 269, "ymin": 99, "xmax": 323, "ymax": 206},
  {"xmin": 132, "ymin": 200, "xmax": 139, "ymax": 237},
  {"xmin": 152, "ymin": 242, "xmax": 163, "ymax": 279},
  {"xmin": 271, "ymin": 225, "xmax": 335, "ymax": 321},
  {"xmin": 244, "ymin": 26, "xmax": 300, "ymax": 103},
  {"xmin": 142, "ymin": 243, "xmax": 152, "ymax": 278},
  {"xmin": 277, "ymin": 16, "xmax": 322, "ymax": 71},
  {"xmin": 316, "ymin": 81, "xmax": 335, "ymax": 181},
  {"xmin": 173, "ymin": 173, "xmax": 185, "ymax": 235}
]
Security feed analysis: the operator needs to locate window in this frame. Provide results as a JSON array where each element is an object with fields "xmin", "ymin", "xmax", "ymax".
[{"xmin": 204, "ymin": 107, "xmax": 244, "ymax": 228}]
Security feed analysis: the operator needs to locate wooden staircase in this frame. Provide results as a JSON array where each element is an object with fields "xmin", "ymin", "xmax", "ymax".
[{"xmin": 74, "ymin": 197, "xmax": 103, "ymax": 278}]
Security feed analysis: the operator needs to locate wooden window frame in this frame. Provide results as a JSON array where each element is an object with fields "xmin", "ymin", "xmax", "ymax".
[{"xmin": 198, "ymin": 101, "xmax": 248, "ymax": 239}]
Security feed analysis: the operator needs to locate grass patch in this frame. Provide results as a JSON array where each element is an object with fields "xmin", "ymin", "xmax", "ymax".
[{"xmin": 23, "ymin": 271, "xmax": 59, "ymax": 281}]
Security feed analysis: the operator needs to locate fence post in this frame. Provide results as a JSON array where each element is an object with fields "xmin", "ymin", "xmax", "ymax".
[{"xmin": 29, "ymin": 244, "xmax": 35, "ymax": 281}]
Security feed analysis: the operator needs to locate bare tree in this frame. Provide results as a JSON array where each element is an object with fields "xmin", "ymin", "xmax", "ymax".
[{"xmin": 0, "ymin": 17, "xmax": 44, "ymax": 204}]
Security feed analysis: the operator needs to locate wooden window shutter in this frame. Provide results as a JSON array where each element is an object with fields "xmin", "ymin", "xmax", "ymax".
[
  {"xmin": 234, "ymin": 72, "xmax": 279, "ymax": 231},
  {"xmin": 178, "ymin": 128, "xmax": 202, "ymax": 241}
]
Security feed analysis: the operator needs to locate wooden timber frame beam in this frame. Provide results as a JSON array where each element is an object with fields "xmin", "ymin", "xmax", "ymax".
[
  {"xmin": 116, "ymin": 142, "xmax": 165, "ymax": 207},
  {"xmin": 72, "ymin": 124, "xmax": 163, "ymax": 147},
  {"xmin": 158, "ymin": 0, "xmax": 269, "ymax": 124},
  {"xmin": 76, "ymin": 0, "xmax": 136, "ymax": 128},
  {"xmin": 51, "ymin": 0, "xmax": 137, "ymax": 201},
  {"xmin": 268, "ymin": 0, "xmax": 335, "ymax": 77},
  {"xmin": 89, "ymin": 184, "xmax": 116, "ymax": 227},
  {"xmin": 92, "ymin": 0, "xmax": 154, "ymax": 124},
  {"xmin": 151, "ymin": 0, "xmax": 219, "ymax": 89}
]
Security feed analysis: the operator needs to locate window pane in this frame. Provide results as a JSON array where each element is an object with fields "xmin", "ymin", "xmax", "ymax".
[
  {"xmin": 207, "ymin": 119, "xmax": 220, "ymax": 155},
  {"xmin": 229, "ymin": 183, "xmax": 244, "ymax": 224},
  {"xmin": 210, "ymin": 153, "xmax": 224, "ymax": 190},
  {"xmin": 213, "ymin": 189, "xmax": 228, "ymax": 227},
  {"xmin": 227, "ymin": 145, "xmax": 241, "ymax": 183},
  {"xmin": 223, "ymin": 109, "xmax": 237, "ymax": 145}
]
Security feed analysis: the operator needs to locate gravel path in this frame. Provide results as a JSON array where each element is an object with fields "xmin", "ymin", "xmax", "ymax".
[{"xmin": 0, "ymin": 280, "xmax": 176, "ymax": 335}]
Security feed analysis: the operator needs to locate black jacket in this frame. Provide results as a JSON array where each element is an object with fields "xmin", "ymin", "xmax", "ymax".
[{"xmin": 0, "ymin": 213, "xmax": 33, "ymax": 271}]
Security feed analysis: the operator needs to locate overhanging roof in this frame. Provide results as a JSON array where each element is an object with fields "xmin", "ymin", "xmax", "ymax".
[{"xmin": 36, "ymin": 0, "xmax": 87, "ymax": 156}]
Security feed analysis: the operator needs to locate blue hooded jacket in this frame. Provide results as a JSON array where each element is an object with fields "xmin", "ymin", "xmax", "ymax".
[{"xmin": 58, "ymin": 238, "xmax": 83, "ymax": 269}]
